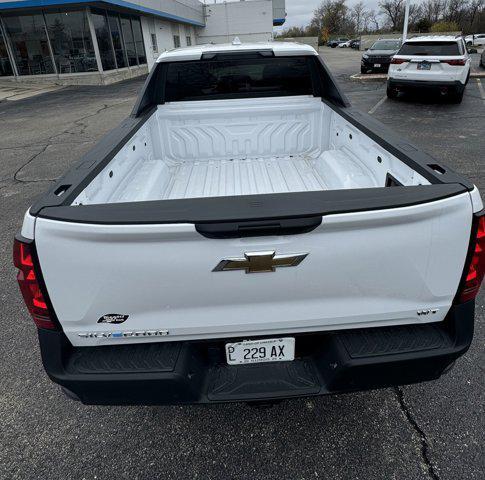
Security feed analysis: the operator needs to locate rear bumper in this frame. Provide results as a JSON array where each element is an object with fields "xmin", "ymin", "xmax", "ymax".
[
  {"xmin": 388, "ymin": 78, "xmax": 465, "ymax": 92},
  {"xmin": 361, "ymin": 58, "xmax": 392, "ymax": 71},
  {"xmin": 38, "ymin": 301, "xmax": 475, "ymax": 405}
]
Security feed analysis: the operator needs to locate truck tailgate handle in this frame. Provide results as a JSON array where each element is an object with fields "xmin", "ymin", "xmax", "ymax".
[{"xmin": 195, "ymin": 216, "xmax": 322, "ymax": 239}]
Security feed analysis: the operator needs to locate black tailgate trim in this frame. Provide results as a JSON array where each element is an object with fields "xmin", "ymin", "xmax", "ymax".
[{"xmin": 36, "ymin": 183, "xmax": 466, "ymax": 225}]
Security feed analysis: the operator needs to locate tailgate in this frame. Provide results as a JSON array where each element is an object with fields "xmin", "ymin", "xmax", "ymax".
[
  {"xmin": 392, "ymin": 57, "xmax": 464, "ymax": 82},
  {"xmin": 35, "ymin": 193, "xmax": 473, "ymax": 346}
]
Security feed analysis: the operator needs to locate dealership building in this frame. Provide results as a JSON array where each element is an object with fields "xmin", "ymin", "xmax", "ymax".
[{"xmin": 0, "ymin": 0, "xmax": 286, "ymax": 84}]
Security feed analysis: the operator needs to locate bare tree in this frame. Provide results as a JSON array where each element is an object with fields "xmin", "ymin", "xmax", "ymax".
[
  {"xmin": 365, "ymin": 9, "xmax": 380, "ymax": 31},
  {"xmin": 310, "ymin": 0, "xmax": 354, "ymax": 36},
  {"xmin": 351, "ymin": 1, "xmax": 366, "ymax": 34},
  {"xmin": 379, "ymin": 0, "xmax": 405, "ymax": 31}
]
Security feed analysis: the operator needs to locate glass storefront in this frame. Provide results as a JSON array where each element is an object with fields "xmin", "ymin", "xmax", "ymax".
[
  {"xmin": 0, "ymin": 7, "xmax": 147, "ymax": 76},
  {"xmin": 44, "ymin": 10, "xmax": 96, "ymax": 73},
  {"xmin": 107, "ymin": 13, "xmax": 126, "ymax": 69},
  {"xmin": 90, "ymin": 9, "xmax": 116, "ymax": 70},
  {"xmin": 0, "ymin": 25, "xmax": 13, "ymax": 76},
  {"xmin": 4, "ymin": 13, "xmax": 55, "ymax": 75},
  {"xmin": 120, "ymin": 15, "xmax": 137, "ymax": 67}
]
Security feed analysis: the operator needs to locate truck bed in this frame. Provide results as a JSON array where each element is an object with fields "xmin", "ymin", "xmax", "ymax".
[{"xmin": 73, "ymin": 96, "xmax": 428, "ymax": 206}]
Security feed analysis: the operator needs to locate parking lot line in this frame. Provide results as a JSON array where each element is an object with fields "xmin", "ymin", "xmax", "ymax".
[
  {"xmin": 368, "ymin": 95, "xmax": 387, "ymax": 114},
  {"xmin": 476, "ymin": 79, "xmax": 485, "ymax": 104}
]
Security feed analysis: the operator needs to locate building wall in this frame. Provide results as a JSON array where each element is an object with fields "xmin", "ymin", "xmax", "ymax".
[
  {"xmin": 141, "ymin": 15, "xmax": 199, "ymax": 69},
  {"xmin": 197, "ymin": 0, "xmax": 273, "ymax": 44}
]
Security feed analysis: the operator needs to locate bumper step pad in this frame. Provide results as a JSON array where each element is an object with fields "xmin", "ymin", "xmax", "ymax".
[{"xmin": 207, "ymin": 360, "xmax": 319, "ymax": 401}]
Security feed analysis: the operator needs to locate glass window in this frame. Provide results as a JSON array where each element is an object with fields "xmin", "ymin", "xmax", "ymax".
[
  {"xmin": 44, "ymin": 10, "xmax": 97, "ymax": 73},
  {"xmin": 150, "ymin": 33, "xmax": 157, "ymax": 53},
  {"xmin": 370, "ymin": 40, "xmax": 401, "ymax": 51},
  {"xmin": 4, "ymin": 13, "xmax": 55, "ymax": 75},
  {"xmin": 165, "ymin": 56, "xmax": 314, "ymax": 102},
  {"xmin": 0, "ymin": 26, "xmax": 14, "ymax": 76},
  {"xmin": 120, "ymin": 15, "xmax": 137, "ymax": 66},
  {"xmin": 186, "ymin": 36, "xmax": 192, "ymax": 46},
  {"xmin": 173, "ymin": 35, "xmax": 180, "ymax": 48},
  {"xmin": 398, "ymin": 41, "xmax": 460, "ymax": 56},
  {"xmin": 90, "ymin": 9, "xmax": 116, "ymax": 70},
  {"xmin": 131, "ymin": 17, "xmax": 146, "ymax": 65},
  {"xmin": 107, "ymin": 13, "xmax": 126, "ymax": 69}
]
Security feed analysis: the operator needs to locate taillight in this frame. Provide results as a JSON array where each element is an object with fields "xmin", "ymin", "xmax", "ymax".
[
  {"xmin": 13, "ymin": 238, "xmax": 57, "ymax": 330},
  {"xmin": 457, "ymin": 215, "xmax": 485, "ymax": 303},
  {"xmin": 390, "ymin": 58, "xmax": 407, "ymax": 64},
  {"xmin": 441, "ymin": 59, "xmax": 466, "ymax": 66}
]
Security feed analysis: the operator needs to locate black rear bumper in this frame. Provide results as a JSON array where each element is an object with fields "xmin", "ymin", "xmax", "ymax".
[
  {"xmin": 388, "ymin": 78, "xmax": 465, "ymax": 93},
  {"xmin": 38, "ymin": 301, "xmax": 475, "ymax": 405}
]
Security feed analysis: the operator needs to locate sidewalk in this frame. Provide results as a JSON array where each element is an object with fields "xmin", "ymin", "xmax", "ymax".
[{"xmin": 0, "ymin": 82, "xmax": 63, "ymax": 101}]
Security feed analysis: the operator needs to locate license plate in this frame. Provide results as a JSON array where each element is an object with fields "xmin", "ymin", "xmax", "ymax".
[
  {"xmin": 225, "ymin": 337, "xmax": 295, "ymax": 365},
  {"xmin": 417, "ymin": 62, "xmax": 431, "ymax": 70},
  {"xmin": 374, "ymin": 63, "xmax": 381, "ymax": 68}
]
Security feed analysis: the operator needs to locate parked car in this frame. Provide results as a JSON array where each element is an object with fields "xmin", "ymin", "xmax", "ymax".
[
  {"xmin": 350, "ymin": 39, "xmax": 361, "ymax": 50},
  {"xmin": 15, "ymin": 41, "xmax": 484, "ymax": 406},
  {"xmin": 361, "ymin": 39, "xmax": 401, "ymax": 73},
  {"xmin": 464, "ymin": 34, "xmax": 485, "ymax": 46},
  {"xmin": 328, "ymin": 37, "xmax": 349, "ymax": 48},
  {"xmin": 481, "ymin": 48, "xmax": 485, "ymax": 68},
  {"xmin": 338, "ymin": 39, "xmax": 357, "ymax": 48},
  {"xmin": 387, "ymin": 35, "xmax": 471, "ymax": 103}
]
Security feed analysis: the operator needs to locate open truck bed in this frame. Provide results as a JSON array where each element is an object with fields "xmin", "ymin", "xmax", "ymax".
[{"xmin": 16, "ymin": 42, "xmax": 484, "ymax": 405}]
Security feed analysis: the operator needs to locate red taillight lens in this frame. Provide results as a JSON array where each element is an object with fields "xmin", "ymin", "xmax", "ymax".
[
  {"xmin": 457, "ymin": 216, "xmax": 485, "ymax": 303},
  {"xmin": 13, "ymin": 239, "xmax": 56, "ymax": 329},
  {"xmin": 390, "ymin": 58, "xmax": 406, "ymax": 64},
  {"xmin": 441, "ymin": 59, "xmax": 466, "ymax": 66}
]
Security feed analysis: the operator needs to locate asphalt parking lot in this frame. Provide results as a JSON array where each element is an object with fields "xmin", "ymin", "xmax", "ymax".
[{"xmin": 1, "ymin": 48, "xmax": 484, "ymax": 480}]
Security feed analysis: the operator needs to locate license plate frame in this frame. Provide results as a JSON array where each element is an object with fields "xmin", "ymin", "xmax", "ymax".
[
  {"xmin": 417, "ymin": 62, "xmax": 431, "ymax": 70},
  {"xmin": 225, "ymin": 337, "xmax": 295, "ymax": 365},
  {"xmin": 374, "ymin": 63, "xmax": 381, "ymax": 68}
]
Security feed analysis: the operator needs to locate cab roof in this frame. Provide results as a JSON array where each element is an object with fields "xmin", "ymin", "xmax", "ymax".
[{"xmin": 156, "ymin": 42, "xmax": 318, "ymax": 63}]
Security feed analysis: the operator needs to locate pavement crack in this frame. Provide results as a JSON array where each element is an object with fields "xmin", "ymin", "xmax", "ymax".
[
  {"xmin": 13, "ymin": 144, "xmax": 50, "ymax": 183},
  {"xmin": 395, "ymin": 387, "xmax": 440, "ymax": 480}
]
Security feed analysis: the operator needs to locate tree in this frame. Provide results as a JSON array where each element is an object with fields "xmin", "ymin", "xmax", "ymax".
[
  {"xmin": 379, "ymin": 0, "xmax": 404, "ymax": 31},
  {"xmin": 310, "ymin": 0, "xmax": 354, "ymax": 38},
  {"xmin": 430, "ymin": 20, "xmax": 460, "ymax": 32},
  {"xmin": 365, "ymin": 9, "xmax": 380, "ymax": 31},
  {"xmin": 415, "ymin": 17, "xmax": 433, "ymax": 32},
  {"xmin": 351, "ymin": 1, "xmax": 366, "ymax": 34}
]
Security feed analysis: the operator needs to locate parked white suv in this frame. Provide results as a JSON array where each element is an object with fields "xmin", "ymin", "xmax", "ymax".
[{"xmin": 387, "ymin": 36, "xmax": 471, "ymax": 103}]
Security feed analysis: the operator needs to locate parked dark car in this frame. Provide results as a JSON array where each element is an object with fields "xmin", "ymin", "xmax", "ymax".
[
  {"xmin": 350, "ymin": 39, "xmax": 361, "ymax": 49},
  {"xmin": 361, "ymin": 39, "xmax": 401, "ymax": 73},
  {"xmin": 328, "ymin": 37, "xmax": 349, "ymax": 48}
]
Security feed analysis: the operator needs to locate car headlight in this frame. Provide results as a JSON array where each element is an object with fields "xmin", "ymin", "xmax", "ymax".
[{"xmin": 363, "ymin": 54, "xmax": 369, "ymax": 59}]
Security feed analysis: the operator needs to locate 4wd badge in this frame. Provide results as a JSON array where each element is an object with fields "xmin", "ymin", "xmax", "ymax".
[{"xmin": 97, "ymin": 313, "xmax": 129, "ymax": 324}]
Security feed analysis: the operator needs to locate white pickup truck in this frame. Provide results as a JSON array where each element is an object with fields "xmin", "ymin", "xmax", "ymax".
[{"xmin": 15, "ymin": 42, "xmax": 484, "ymax": 405}]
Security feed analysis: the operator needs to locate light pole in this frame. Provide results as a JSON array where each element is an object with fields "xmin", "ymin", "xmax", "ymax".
[{"xmin": 402, "ymin": 0, "xmax": 410, "ymax": 42}]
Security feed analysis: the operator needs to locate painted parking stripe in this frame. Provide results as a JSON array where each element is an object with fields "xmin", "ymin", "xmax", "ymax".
[
  {"xmin": 476, "ymin": 79, "xmax": 485, "ymax": 104},
  {"xmin": 368, "ymin": 95, "xmax": 387, "ymax": 114}
]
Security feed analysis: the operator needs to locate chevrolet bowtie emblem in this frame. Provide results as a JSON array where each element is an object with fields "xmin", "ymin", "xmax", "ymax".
[{"xmin": 212, "ymin": 251, "xmax": 308, "ymax": 274}]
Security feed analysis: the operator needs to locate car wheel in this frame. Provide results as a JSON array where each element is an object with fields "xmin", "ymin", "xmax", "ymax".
[
  {"xmin": 386, "ymin": 86, "xmax": 399, "ymax": 99},
  {"xmin": 360, "ymin": 66, "xmax": 367, "ymax": 74},
  {"xmin": 466, "ymin": 41, "xmax": 472, "ymax": 46}
]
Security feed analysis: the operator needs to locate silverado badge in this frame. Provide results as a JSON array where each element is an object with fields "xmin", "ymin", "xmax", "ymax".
[{"xmin": 213, "ymin": 250, "xmax": 308, "ymax": 274}]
